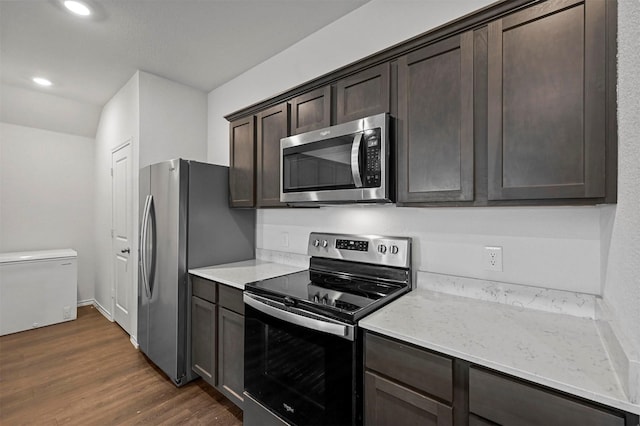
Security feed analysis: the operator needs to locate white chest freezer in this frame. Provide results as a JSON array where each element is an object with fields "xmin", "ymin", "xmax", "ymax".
[{"xmin": 0, "ymin": 249, "xmax": 78, "ymax": 336}]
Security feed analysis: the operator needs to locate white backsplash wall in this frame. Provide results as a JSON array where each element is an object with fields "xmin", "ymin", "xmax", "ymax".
[{"xmin": 257, "ymin": 205, "xmax": 602, "ymax": 295}]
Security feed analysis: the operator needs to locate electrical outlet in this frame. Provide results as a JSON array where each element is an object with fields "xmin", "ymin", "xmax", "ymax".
[
  {"xmin": 484, "ymin": 246, "xmax": 503, "ymax": 271},
  {"xmin": 281, "ymin": 232, "xmax": 289, "ymax": 247}
]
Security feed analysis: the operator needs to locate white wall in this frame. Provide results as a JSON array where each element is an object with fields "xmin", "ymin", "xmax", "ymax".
[
  {"xmin": 601, "ymin": 1, "xmax": 640, "ymax": 351},
  {"xmin": 207, "ymin": 0, "xmax": 640, "ymax": 351},
  {"xmin": 94, "ymin": 73, "xmax": 140, "ymax": 329},
  {"xmin": 0, "ymin": 123, "xmax": 95, "ymax": 302},
  {"xmin": 207, "ymin": 0, "xmax": 496, "ymax": 166},
  {"xmin": 94, "ymin": 70, "xmax": 208, "ymax": 339},
  {"xmin": 257, "ymin": 206, "xmax": 602, "ymax": 293},
  {"xmin": 139, "ymin": 71, "xmax": 208, "ymax": 167},
  {"xmin": 0, "ymin": 85, "xmax": 101, "ymax": 138}
]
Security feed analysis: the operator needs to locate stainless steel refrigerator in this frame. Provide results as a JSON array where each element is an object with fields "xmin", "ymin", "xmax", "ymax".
[{"xmin": 138, "ymin": 159, "xmax": 255, "ymax": 386}]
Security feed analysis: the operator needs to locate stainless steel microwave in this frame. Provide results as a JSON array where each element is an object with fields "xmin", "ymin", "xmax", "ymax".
[{"xmin": 280, "ymin": 113, "xmax": 391, "ymax": 204}]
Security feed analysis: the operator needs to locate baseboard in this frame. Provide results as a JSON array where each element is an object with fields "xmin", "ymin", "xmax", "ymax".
[
  {"xmin": 77, "ymin": 299, "xmax": 113, "ymax": 322},
  {"xmin": 130, "ymin": 335, "xmax": 139, "ymax": 349},
  {"xmin": 92, "ymin": 299, "xmax": 114, "ymax": 322}
]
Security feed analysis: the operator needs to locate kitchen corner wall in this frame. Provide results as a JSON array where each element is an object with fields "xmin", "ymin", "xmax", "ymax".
[
  {"xmin": 94, "ymin": 70, "xmax": 207, "ymax": 338},
  {"xmin": 0, "ymin": 122, "xmax": 95, "ymax": 303},
  {"xmin": 601, "ymin": 1, "xmax": 640, "ymax": 352},
  {"xmin": 208, "ymin": 1, "xmax": 640, "ymax": 351}
]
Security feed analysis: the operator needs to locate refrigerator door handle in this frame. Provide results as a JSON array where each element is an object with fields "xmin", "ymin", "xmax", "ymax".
[
  {"xmin": 147, "ymin": 196, "xmax": 157, "ymax": 297},
  {"xmin": 140, "ymin": 195, "xmax": 152, "ymax": 298}
]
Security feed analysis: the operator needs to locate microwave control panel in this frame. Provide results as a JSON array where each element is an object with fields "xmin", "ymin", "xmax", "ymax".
[{"xmin": 363, "ymin": 129, "xmax": 381, "ymax": 187}]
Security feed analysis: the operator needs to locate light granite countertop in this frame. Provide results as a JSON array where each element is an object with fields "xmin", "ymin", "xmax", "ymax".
[
  {"xmin": 189, "ymin": 259, "xmax": 305, "ymax": 290},
  {"xmin": 359, "ymin": 287, "xmax": 640, "ymax": 415}
]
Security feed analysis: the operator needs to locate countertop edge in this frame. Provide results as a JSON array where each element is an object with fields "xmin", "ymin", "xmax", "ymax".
[
  {"xmin": 361, "ymin": 317, "xmax": 640, "ymax": 416},
  {"xmin": 188, "ymin": 260, "xmax": 306, "ymax": 291},
  {"xmin": 189, "ymin": 270, "xmax": 245, "ymax": 290}
]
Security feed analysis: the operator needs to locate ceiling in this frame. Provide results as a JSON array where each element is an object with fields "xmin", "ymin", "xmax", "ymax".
[{"xmin": 0, "ymin": 0, "xmax": 369, "ymax": 137}]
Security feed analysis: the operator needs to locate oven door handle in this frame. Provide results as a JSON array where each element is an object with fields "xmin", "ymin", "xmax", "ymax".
[{"xmin": 244, "ymin": 294, "xmax": 355, "ymax": 341}]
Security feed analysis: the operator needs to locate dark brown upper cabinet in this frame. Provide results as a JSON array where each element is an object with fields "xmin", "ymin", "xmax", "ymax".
[
  {"xmin": 397, "ymin": 31, "xmax": 475, "ymax": 204},
  {"xmin": 256, "ymin": 103, "xmax": 289, "ymax": 208},
  {"xmin": 229, "ymin": 116, "xmax": 255, "ymax": 207},
  {"xmin": 487, "ymin": 0, "xmax": 607, "ymax": 201},
  {"xmin": 336, "ymin": 63, "xmax": 391, "ymax": 124},
  {"xmin": 290, "ymin": 86, "xmax": 331, "ymax": 135}
]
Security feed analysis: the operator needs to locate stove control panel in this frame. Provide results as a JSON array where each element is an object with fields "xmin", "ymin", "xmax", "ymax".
[
  {"xmin": 336, "ymin": 239, "xmax": 369, "ymax": 251},
  {"xmin": 308, "ymin": 232, "xmax": 411, "ymax": 268}
]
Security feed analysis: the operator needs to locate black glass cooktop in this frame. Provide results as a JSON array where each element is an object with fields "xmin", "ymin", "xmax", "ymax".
[{"xmin": 245, "ymin": 269, "xmax": 409, "ymax": 322}]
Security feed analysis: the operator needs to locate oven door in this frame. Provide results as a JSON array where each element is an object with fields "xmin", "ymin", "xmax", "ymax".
[{"xmin": 244, "ymin": 294, "xmax": 360, "ymax": 426}]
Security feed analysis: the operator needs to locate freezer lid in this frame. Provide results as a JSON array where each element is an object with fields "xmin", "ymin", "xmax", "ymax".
[{"xmin": 0, "ymin": 249, "xmax": 78, "ymax": 264}]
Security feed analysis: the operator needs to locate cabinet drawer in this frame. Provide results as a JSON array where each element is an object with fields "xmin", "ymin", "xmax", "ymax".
[
  {"xmin": 218, "ymin": 284, "xmax": 244, "ymax": 315},
  {"xmin": 469, "ymin": 367, "xmax": 626, "ymax": 426},
  {"xmin": 365, "ymin": 371, "xmax": 452, "ymax": 426},
  {"xmin": 365, "ymin": 333, "xmax": 453, "ymax": 403},
  {"xmin": 191, "ymin": 276, "xmax": 216, "ymax": 303}
]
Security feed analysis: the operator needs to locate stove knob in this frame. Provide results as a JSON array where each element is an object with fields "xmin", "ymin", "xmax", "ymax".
[
  {"xmin": 313, "ymin": 293, "xmax": 319, "ymax": 303},
  {"xmin": 321, "ymin": 295, "xmax": 328, "ymax": 305},
  {"xmin": 378, "ymin": 244, "xmax": 387, "ymax": 254},
  {"xmin": 313, "ymin": 239, "xmax": 320, "ymax": 247},
  {"xmin": 322, "ymin": 240, "xmax": 328, "ymax": 248},
  {"xmin": 390, "ymin": 245, "xmax": 399, "ymax": 254}
]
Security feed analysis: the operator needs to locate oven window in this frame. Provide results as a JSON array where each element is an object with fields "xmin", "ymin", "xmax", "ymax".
[
  {"xmin": 265, "ymin": 327, "xmax": 326, "ymax": 403},
  {"xmin": 245, "ymin": 304, "xmax": 356, "ymax": 426},
  {"xmin": 283, "ymin": 134, "xmax": 357, "ymax": 192}
]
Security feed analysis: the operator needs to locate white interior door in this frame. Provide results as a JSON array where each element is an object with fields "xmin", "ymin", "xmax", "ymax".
[{"xmin": 112, "ymin": 142, "xmax": 133, "ymax": 335}]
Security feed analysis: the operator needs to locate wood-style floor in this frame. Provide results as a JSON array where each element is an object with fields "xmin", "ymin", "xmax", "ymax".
[{"xmin": 0, "ymin": 306, "xmax": 243, "ymax": 425}]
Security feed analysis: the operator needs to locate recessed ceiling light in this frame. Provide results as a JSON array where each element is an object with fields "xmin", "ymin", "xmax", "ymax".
[
  {"xmin": 63, "ymin": 0, "xmax": 91, "ymax": 16},
  {"xmin": 33, "ymin": 77, "xmax": 53, "ymax": 87}
]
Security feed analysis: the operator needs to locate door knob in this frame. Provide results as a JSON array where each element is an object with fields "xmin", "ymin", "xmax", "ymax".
[{"xmin": 121, "ymin": 248, "xmax": 130, "ymax": 253}]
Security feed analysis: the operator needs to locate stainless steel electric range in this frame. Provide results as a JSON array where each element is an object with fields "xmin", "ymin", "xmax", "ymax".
[{"xmin": 243, "ymin": 232, "xmax": 412, "ymax": 426}]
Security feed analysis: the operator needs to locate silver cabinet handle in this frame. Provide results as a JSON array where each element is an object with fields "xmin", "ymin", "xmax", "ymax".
[
  {"xmin": 244, "ymin": 294, "xmax": 354, "ymax": 341},
  {"xmin": 350, "ymin": 132, "xmax": 363, "ymax": 188}
]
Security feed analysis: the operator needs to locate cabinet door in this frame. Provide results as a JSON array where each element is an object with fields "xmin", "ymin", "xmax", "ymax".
[
  {"xmin": 229, "ymin": 116, "xmax": 255, "ymax": 207},
  {"xmin": 336, "ymin": 63, "xmax": 390, "ymax": 124},
  {"xmin": 365, "ymin": 371, "xmax": 453, "ymax": 426},
  {"xmin": 290, "ymin": 86, "xmax": 331, "ymax": 135},
  {"xmin": 487, "ymin": 0, "xmax": 606, "ymax": 200},
  {"xmin": 365, "ymin": 332, "xmax": 453, "ymax": 403},
  {"xmin": 257, "ymin": 103, "xmax": 289, "ymax": 208},
  {"xmin": 469, "ymin": 367, "xmax": 625, "ymax": 426},
  {"xmin": 191, "ymin": 296, "xmax": 216, "ymax": 387},
  {"xmin": 218, "ymin": 307, "xmax": 244, "ymax": 408},
  {"xmin": 397, "ymin": 31, "xmax": 475, "ymax": 203}
]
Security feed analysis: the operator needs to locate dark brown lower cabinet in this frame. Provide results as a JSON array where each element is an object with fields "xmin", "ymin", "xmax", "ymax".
[
  {"xmin": 191, "ymin": 296, "xmax": 216, "ymax": 386},
  {"xmin": 469, "ymin": 367, "xmax": 627, "ymax": 426},
  {"xmin": 364, "ymin": 332, "xmax": 638, "ymax": 426},
  {"xmin": 190, "ymin": 275, "xmax": 245, "ymax": 409},
  {"xmin": 364, "ymin": 332, "xmax": 454, "ymax": 425},
  {"xmin": 365, "ymin": 371, "xmax": 453, "ymax": 426},
  {"xmin": 217, "ymin": 306, "xmax": 244, "ymax": 408}
]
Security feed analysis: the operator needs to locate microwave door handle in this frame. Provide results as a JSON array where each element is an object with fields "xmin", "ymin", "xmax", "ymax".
[
  {"xmin": 350, "ymin": 133, "xmax": 363, "ymax": 188},
  {"xmin": 244, "ymin": 294, "xmax": 355, "ymax": 341}
]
